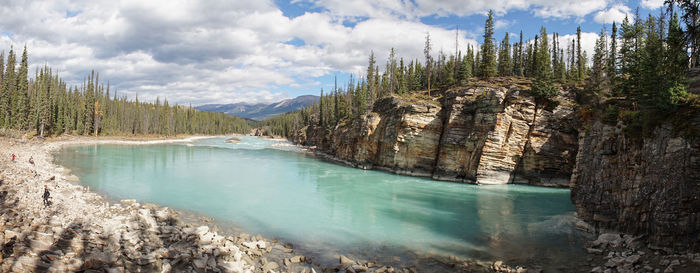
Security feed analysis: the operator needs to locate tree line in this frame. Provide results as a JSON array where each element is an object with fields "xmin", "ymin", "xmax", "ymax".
[
  {"xmin": 260, "ymin": 2, "xmax": 699, "ymax": 137},
  {"xmin": 0, "ymin": 47, "xmax": 250, "ymax": 137}
]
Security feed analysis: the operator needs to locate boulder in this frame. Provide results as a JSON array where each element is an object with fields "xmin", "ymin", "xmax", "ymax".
[
  {"xmin": 261, "ymin": 261, "xmax": 279, "ymax": 272},
  {"xmin": 339, "ymin": 255, "xmax": 356, "ymax": 265}
]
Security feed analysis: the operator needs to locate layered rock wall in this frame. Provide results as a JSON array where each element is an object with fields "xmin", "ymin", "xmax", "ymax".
[
  {"xmin": 294, "ymin": 84, "xmax": 579, "ymax": 187},
  {"xmin": 570, "ymin": 119, "xmax": 700, "ymax": 249}
]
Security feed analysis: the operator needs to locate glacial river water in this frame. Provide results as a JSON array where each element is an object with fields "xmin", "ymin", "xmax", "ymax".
[{"xmin": 54, "ymin": 136, "xmax": 589, "ymax": 269}]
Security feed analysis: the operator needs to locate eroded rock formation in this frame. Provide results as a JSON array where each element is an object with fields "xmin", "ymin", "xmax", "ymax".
[{"xmin": 293, "ymin": 83, "xmax": 579, "ymax": 187}]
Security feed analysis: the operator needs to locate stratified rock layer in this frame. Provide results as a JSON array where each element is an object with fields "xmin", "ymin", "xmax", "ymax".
[
  {"xmin": 294, "ymin": 83, "xmax": 579, "ymax": 186},
  {"xmin": 570, "ymin": 119, "xmax": 700, "ymax": 250}
]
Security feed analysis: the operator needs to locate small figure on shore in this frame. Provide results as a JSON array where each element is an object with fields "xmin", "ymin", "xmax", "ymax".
[
  {"xmin": 11, "ymin": 153, "xmax": 15, "ymax": 161},
  {"xmin": 43, "ymin": 185, "xmax": 51, "ymax": 207},
  {"xmin": 29, "ymin": 156, "xmax": 34, "ymax": 165}
]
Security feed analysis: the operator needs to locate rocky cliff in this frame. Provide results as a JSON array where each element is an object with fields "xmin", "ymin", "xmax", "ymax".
[
  {"xmin": 571, "ymin": 112, "xmax": 700, "ymax": 250},
  {"xmin": 293, "ymin": 82, "xmax": 579, "ymax": 187}
]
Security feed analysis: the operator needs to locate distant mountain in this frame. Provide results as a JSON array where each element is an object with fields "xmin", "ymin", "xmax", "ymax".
[{"xmin": 196, "ymin": 95, "xmax": 319, "ymax": 121}]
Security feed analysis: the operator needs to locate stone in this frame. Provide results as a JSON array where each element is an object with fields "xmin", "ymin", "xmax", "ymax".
[
  {"xmin": 625, "ymin": 254, "xmax": 641, "ymax": 264},
  {"xmin": 587, "ymin": 248, "xmax": 603, "ymax": 254},
  {"xmin": 350, "ymin": 264, "xmax": 368, "ymax": 272},
  {"xmin": 106, "ymin": 267, "xmax": 124, "ymax": 273},
  {"xmin": 290, "ymin": 255, "xmax": 305, "ymax": 263},
  {"xmin": 339, "ymin": 255, "xmax": 356, "ymax": 265},
  {"xmin": 242, "ymin": 240, "xmax": 266, "ymax": 249},
  {"xmin": 262, "ymin": 261, "xmax": 279, "ymax": 272},
  {"xmin": 592, "ymin": 233, "xmax": 622, "ymax": 248},
  {"xmin": 193, "ymin": 258, "xmax": 207, "ymax": 269}
]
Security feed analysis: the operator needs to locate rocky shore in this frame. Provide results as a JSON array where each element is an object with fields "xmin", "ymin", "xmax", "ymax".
[
  {"xmin": 0, "ymin": 136, "xmax": 409, "ymax": 273},
  {"xmin": 0, "ymin": 136, "xmax": 514, "ymax": 273}
]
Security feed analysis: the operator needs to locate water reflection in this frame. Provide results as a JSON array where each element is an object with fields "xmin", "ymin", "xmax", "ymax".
[{"xmin": 54, "ymin": 137, "xmax": 588, "ymax": 267}]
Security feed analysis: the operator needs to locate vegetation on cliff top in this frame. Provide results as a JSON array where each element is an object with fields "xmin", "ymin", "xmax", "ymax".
[{"xmin": 260, "ymin": 2, "xmax": 699, "ymax": 139}]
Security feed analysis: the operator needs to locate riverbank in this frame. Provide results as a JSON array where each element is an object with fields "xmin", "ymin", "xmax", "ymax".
[
  {"xmin": 7, "ymin": 135, "xmax": 696, "ymax": 273},
  {"xmin": 1, "ymin": 135, "xmax": 507, "ymax": 273},
  {"xmin": 0, "ymin": 135, "xmax": 331, "ymax": 273}
]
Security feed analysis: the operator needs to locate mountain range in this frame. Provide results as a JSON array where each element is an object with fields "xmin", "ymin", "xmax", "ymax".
[{"xmin": 196, "ymin": 95, "xmax": 319, "ymax": 121}]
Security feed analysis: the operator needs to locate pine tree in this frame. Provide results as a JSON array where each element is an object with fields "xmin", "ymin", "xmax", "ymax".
[
  {"xmin": 664, "ymin": 11, "xmax": 690, "ymax": 107},
  {"xmin": 14, "ymin": 46, "xmax": 29, "ymax": 130},
  {"xmin": 457, "ymin": 46, "xmax": 472, "ymax": 82},
  {"xmin": 0, "ymin": 50, "xmax": 9, "ymax": 126},
  {"xmin": 587, "ymin": 28, "xmax": 608, "ymax": 94},
  {"xmin": 318, "ymin": 89, "xmax": 324, "ymax": 127},
  {"xmin": 608, "ymin": 22, "xmax": 618, "ymax": 88},
  {"xmin": 516, "ymin": 31, "xmax": 524, "ymax": 76},
  {"xmin": 576, "ymin": 26, "xmax": 585, "ymax": 82},
  {"xmin": 424, "ymin": 33, "xmax": 433, "ymax": 96},
  {"xmin": 480, "ymin": 10, "xmax": 497, "ymax": 78},
  {"xmin": 366, "ymin": 51, "xmax": 376, "ymax": 102},
  {"xmin": 531, "ymin": 27, "xmax": 557, "ymax": 99},
  {"xmin": 498, "ymin": 32, "xmax": 513, "ymax": 76}
]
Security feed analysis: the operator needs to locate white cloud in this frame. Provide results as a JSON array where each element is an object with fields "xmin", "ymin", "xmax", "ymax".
[
  {"xmin": 304, "ymin": 0, "xmax": 612, "ymax": 20},
  {"xmin": 641, "ymin": 0, "xmax": 665, "ymax": 10},
  {"xmin": 0, "ymin": 0, "xmax": 621, "ymax": 106},
  {"xmin": 494, "ymin": 19, "xmax": 512, "ymax": 30},
  {"xmin": 594, "ymin": 4, "xmax": 633, "ymax": 24}
]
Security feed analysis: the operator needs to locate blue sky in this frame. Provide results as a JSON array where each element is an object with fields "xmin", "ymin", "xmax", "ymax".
[{"xmin": 0, "ymin": 0, "xmax": 668, "ymax": 105}]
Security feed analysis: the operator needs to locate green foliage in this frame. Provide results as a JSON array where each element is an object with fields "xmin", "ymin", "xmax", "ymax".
[
  {"xmin": 531, "ymin": 27, "xmax": 558, "ymax": 100},
  {"xmin": 257, "ymin": 10, "xmax": 696, "ymax": 140},
  {"xmin": 497, "ymin": 32, "xmax": 513, "ymax": 76},
  {"xmin": 0, "ymin": 47, "xmax": 249, "ymax": 136},
  {"xmin": 602, "ymin": 105, "xmax": 620, "ymax": 124},
  {"xmin": 479, "ymin": 10, "xmax": 497, "ymax": 78}
]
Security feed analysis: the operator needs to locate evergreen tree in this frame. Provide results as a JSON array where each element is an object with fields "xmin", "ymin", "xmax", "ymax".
[
  {"xmin": 480, "ymin": 10, "xmax": 498, "ymax": 78},
  {"xmin": 531, "ymin": 27, "xmax": 557, "ymax": 99},
  {"xmin": 587, "ymin": 28, "xmax": 608, "ymax": 94},
  {"xmin": 0, "ymin": 50, "xmax": 10, "ymax": 126},
  {"xmin": 498, "ymin": 32, "xmax": 513, "ymax": 76},
  {"xmin": 424, "ymin": 33, "xmax": 433, "ymax": 96},
  {"xmin": 516, "ymin": 31, "xmax": 524, "ymax": 76},
  {"xmin": 608, "ymin": 22, "xmax": 618, "ymax": 88},
  {"xmin": 576, "ymin": 26, "xmax": 585, "ymax": 82},
  {"xmin": 664, "ymin": 11, "xmax": 690, "ymax": 107},
  {"xmin": 14, "ymin": 46, "xmax": 29, "ymax": 130},
  {"xmin": 318, "ymin": 89, "xmax": 324, "ymax": 126},
  {"xmin": 366, "ymin": 51, "xmax": 376, "ymax": 102},
  {"xmin": 665, "ymin": 0, "xmax": 699, "ymax": 67}
]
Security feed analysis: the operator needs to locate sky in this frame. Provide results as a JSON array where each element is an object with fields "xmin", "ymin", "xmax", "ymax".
[{"xmin": 0, "ymin": 0, "xmax": 668, "ymax": 106}]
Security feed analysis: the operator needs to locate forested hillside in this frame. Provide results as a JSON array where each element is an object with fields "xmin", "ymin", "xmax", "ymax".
[
  {"xmin": 260, "ymin": 4, "xmax": 699, "ymax": 138},
  {"xmin": 0, "ymin": 46, "xmax": 250, "ymax": 137}
]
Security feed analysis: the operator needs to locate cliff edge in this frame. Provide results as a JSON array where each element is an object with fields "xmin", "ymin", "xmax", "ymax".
[{"xmin": 293, "ymin": 80, "xmax": 579, "ymax": 187}]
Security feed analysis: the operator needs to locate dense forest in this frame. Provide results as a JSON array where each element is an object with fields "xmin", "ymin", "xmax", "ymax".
[
  {"xmin": 0, "ymin": 47, "xmax": 250, "ymax": 137},
  {"xmin": 259, "ymin": 1, "xmax": 699, "ymax": 138}
]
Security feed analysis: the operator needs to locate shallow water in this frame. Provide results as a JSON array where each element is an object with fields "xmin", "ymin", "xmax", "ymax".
[{"xmin": 54, "ymin": 136, "xmax": 588, "ymax": 268}]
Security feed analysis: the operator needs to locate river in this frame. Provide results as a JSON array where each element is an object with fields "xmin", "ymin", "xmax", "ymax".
[{"xmin": 54, "ymin": 136, "xmax": 589, "ymax": 270}]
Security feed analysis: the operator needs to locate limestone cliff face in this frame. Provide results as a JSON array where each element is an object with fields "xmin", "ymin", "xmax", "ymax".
[
  {"xmin": 293, "ymin": 84, "xmax": 579, "ymax": 187},
  {"xmin": 570, "ymin": 119, "xmax": 700, "ymax": 249}
]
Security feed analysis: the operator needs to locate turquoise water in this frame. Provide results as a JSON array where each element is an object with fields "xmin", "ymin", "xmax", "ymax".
[{"xmin": 54, "ymin": 136, "xmax": 587, "ymax": 267}]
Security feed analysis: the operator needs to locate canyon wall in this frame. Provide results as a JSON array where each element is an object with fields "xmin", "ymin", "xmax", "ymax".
[
  {"xmin": 293, "ymin": 83, "xmax": 579, "ymax": 187},
  {"xmin": 570, "ymin": 118, "xmax": 700, "ymax": 249}
]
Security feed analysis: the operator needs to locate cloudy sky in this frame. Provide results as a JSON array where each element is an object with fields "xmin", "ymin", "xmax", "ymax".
[{"xmin": 0, "ymin": 0, "xmax": 666, "ymax": 106}]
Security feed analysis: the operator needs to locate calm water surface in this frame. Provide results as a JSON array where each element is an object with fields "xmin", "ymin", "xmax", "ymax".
[{"xmin": 54, "ymin": 136, "xmax": 588, "ymax": 267}]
